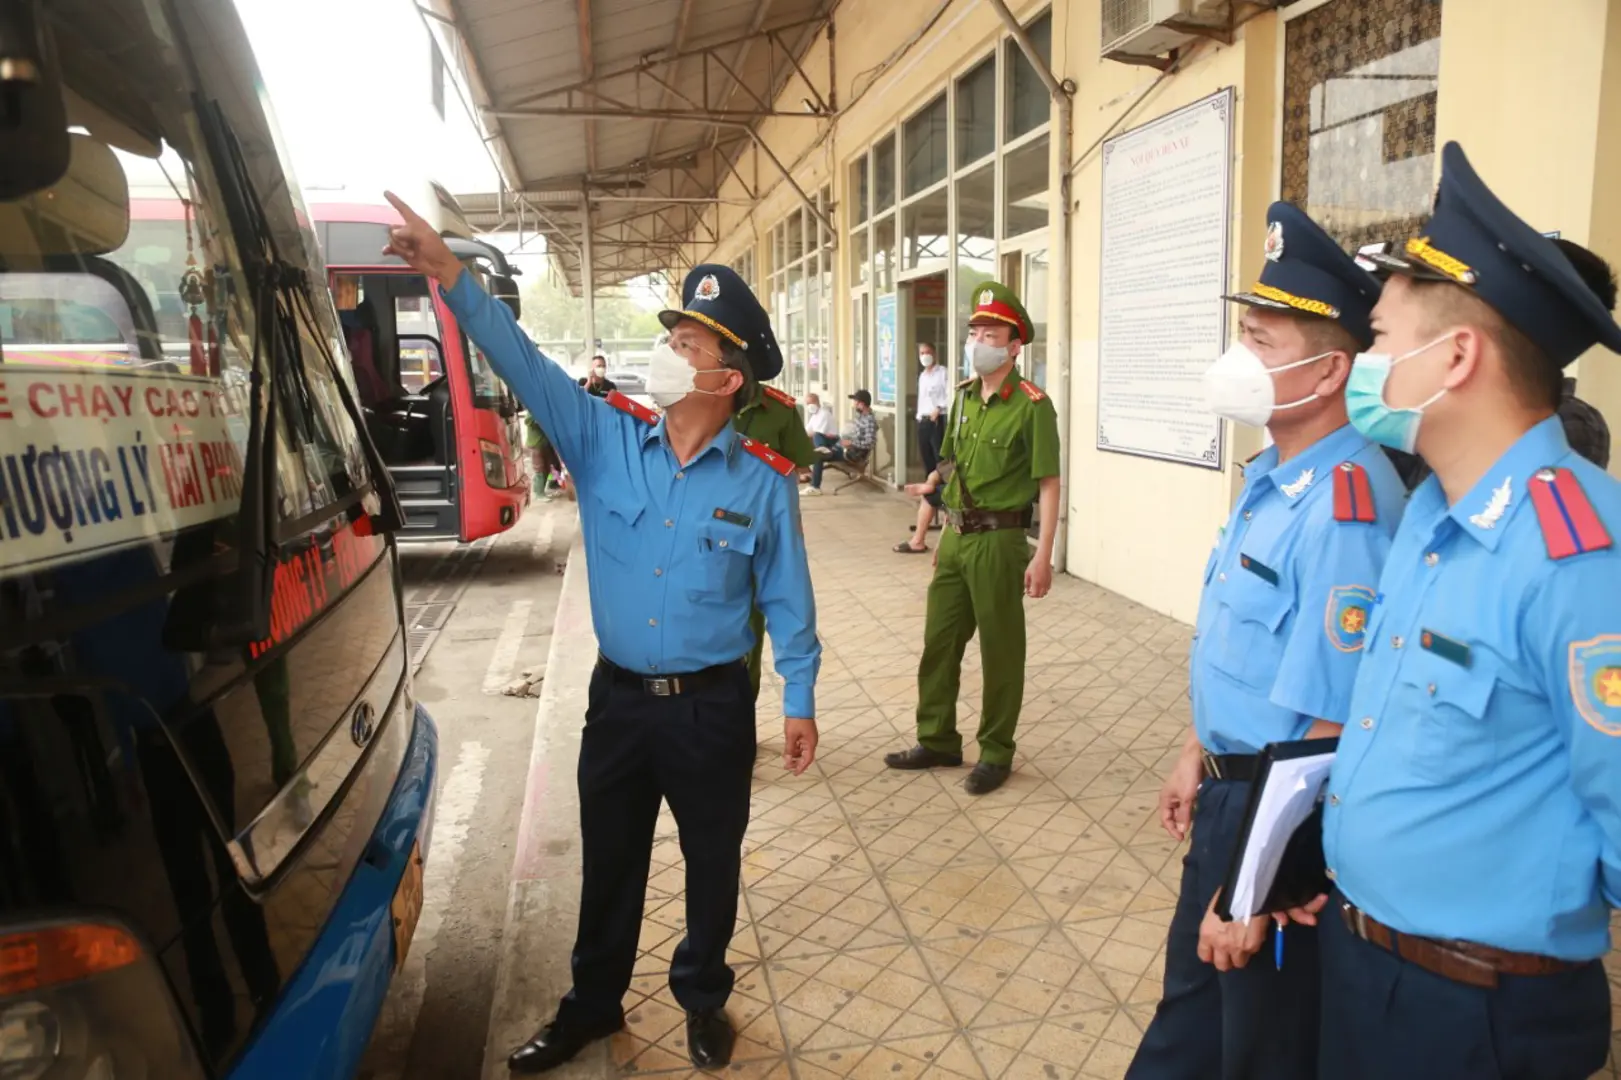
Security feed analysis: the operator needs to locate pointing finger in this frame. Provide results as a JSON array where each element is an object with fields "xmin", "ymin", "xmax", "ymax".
[{"xmin": 384, "ymin": 190, "xmax": 429, "ymax": 229}]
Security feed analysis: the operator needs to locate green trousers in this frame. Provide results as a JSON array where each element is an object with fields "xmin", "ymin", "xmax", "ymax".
[
  {"xmin": 747, "ymin": 604, "xmax": 766, "ymax": 699},
  {"xmin": 915, "ymin": 526, "xmax": 1028, "ymax": 766}
]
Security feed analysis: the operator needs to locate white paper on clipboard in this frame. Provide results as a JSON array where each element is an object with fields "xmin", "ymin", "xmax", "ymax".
[{"xmin": 1226, "ymin": 749, "xmax": 1336, "ymax": 921}]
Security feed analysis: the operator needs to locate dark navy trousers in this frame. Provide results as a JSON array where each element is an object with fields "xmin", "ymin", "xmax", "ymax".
[
  {"xmin": 555, "ymin": 662, "xmax": 755, "ymax": 1029},
  {"xmin": 1127, "ymin": 777, "xmax": 1321, "ymax": 1080},
  {"xmin": 1318, "ymin": 890, "xmax": 1611, "ymax": 1080}
]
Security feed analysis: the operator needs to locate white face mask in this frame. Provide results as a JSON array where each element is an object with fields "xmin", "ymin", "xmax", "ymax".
[
  {"xmin": 964, "ymin": 339, "xmax": 1011, "ymax": 377},
  {"xmin": 1201, "ymin": 342, "xmax": 1330, "ymax": 428},
  {"xmin": 646, "ymin": 342, "xmax": 727, "ymax": 408},
  {"xmin": 920, "ymin": 352, "xmax": 935, "ymax": 368}
]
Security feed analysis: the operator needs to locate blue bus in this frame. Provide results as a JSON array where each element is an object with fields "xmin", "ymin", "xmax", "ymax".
[{"xmin": 0, "ymin": 0, "xmax": 438, "ymax": 1076}]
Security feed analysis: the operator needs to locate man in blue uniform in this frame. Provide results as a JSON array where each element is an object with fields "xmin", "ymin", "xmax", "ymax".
[
  {"xmin": 1280, "ymin": 143, "xmax": 1621, "ymax": 1080},
  {"xmin": 1127, "ymin": 203, "xmax": 1406, "ymax": 1080},
  {"xmin": 380, "ymin": 195, "xmax": 821, "ymax": 1074}
]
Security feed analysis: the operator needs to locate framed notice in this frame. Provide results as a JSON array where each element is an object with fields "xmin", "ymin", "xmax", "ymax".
[
  {"xmin": 1096, "ymin": 87, "xmax": 1234, "ymax": 468},
  {"xmin": 875, "ymin": 292, "xmax": 898, "ymax": 407}
]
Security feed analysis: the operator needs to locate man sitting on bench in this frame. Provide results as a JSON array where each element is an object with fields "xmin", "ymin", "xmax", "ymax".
[{"xmin": 804, "ymin": 389, "xmax": 876, "ymax": 495}]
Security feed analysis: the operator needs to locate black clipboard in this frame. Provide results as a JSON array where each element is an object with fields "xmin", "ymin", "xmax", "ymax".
[{"xmin": 1214, "ymin": 737, "xmax": 1338, "ymax": 921}]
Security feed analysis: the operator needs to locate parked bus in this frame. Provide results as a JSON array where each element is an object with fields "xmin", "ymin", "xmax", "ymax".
[
  {"xmin": 307, "ymin": 197, "xmax": 529, "ymax": 542},
  {"xmin": 1, "ymin": 0, "xmax": 437, "ymax": 1077}
]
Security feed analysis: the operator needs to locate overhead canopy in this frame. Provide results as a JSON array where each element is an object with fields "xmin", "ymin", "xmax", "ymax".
[{"xmin": 426, "ymin": 0, "xmax": 837, "ymax": 294}]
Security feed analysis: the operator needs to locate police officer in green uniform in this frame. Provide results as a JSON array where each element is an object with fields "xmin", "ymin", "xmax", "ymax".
[{"xmin": 883, "ymin": 282, "xmax": 1061, "ymax": 795}]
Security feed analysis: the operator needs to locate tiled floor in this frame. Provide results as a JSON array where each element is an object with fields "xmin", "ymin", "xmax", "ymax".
[{"xmin": 605, "ymin": 490, "xmax": 1621, "ymax": 1079}]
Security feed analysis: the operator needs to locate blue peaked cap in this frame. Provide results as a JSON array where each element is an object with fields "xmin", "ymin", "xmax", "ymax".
[
  {"xmin": 658, "ymin": 264, "xmax": 784, "ymax": 381},
  {"xmin": 1224, "ymin": 201, "xmax": 1383, "ymax": 349},
  {"xmin": 1366, "ymin": 142, "xmax": 1621, "ymax": 366}
]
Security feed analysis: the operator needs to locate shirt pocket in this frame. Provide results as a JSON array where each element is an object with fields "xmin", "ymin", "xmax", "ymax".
[
  {"xmin": 687, "ymin": 521, "xmax": 757, "ymax": 604},
  {"xmin": 590, "ymin": 489, "xmax": 645, "ymax": 568},
  {"xmin": 1394, "ymin": 647, "xmax": 1501, "ymax": 783},
  {"xmin": 1208, "ymin": 580, "xmax": 1293, "ymax": 691}
]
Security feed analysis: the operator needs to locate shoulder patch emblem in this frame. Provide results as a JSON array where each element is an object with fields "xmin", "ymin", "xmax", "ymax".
[
  {"xmin": 762, "ymin": 385, "xmax": 797, "ymax": 408},
  {"xmin": 1280, "ymin": 467, "xmax": 1315, "ymax": 500},
  {"xmin": 1570, "ymin": 635, "xmax": 1621, "ymax": 737},
  {"xmin": 740, "ymin": 436, "xmax": 795, "ymax": 477},
  {"xmin": 1018, "ymin": 380, "xmax": 1046, "ymax": 402},
  {"xmin": 605, "ymin": 390, "xmax": 659, "ymax": 425},
  {"xmin": 1332, "ymin": 461, "xmax": 1377, "ymax": 523},
  {"xmin": 1468, "ymin": 476, "xmax": 1512, "ymax": 530},
  {"xmin": 1530, "ymin": 467, "xmax": 1612, "ymax": 559},
  {"xmin": 1325, "ymin": 584, "xmax": 1375, "ymax": 653}
]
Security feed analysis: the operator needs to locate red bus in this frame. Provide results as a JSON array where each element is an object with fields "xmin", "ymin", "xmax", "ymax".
[{"xmin": 308, "ymin": 199, "xmax": 529, "ymax": 542}]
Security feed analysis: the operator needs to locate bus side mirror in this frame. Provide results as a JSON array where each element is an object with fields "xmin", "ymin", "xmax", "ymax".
[
  {"xmin": 0, "ymin": 0, "xmax": 70, "ymax": 200},
  {"xmin": 489, "ymin": 274, "xmax": 521, "ymax": 321}
]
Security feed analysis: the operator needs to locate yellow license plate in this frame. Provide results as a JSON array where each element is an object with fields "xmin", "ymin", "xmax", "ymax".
[{"xmin": 391, "ymin": 841, "xmax": 425, "ymax": 971}]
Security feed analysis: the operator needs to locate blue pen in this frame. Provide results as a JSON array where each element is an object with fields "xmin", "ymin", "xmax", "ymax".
[{"xmin": 1274, "ymin": 921, "xmax": 1285, "ymax": 970}]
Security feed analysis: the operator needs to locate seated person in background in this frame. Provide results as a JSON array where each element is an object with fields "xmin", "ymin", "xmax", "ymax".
[
  {"xmin": 804, "ymin": 389, "xmax": 876, "ymax": 495},
  {"xmin": 804, "ymin": 391, "xmax": 839, "ymax": 451},
  {"xmin": 339, "ymin": 299, "xmax": 391, "ymax": 407},
  {"xmin": 578, "ymin": 354, "xmax": 616, "ymax": 397}
]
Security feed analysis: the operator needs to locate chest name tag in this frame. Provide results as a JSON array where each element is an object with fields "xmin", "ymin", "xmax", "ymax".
[
  {"xmin": 713, "ymin": 508, "xmax": 753, "ymax": 528},
  {"xmin": 1238, "ymin": 554, "xmax": 1279, "ymax": 586},
  {"xmin": 1420, "ymin": 629, "xmax": 1472, "ymax": 668}
]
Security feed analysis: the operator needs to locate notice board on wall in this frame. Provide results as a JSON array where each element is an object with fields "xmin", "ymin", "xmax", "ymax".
[{"xmin": 1096, "ymin": 87, "xmax": 1234, "ymax": 469}]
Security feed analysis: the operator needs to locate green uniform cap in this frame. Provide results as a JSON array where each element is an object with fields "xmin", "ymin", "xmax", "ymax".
[{"xmin": 967, "ymin": 281, "xmax": 1035, "ymax": 345}]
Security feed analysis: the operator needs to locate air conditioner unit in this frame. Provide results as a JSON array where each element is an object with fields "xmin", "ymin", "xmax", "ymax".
[{"xmin": 1101, "ymin": 0, "xmax": 1195, "ymax": 58}]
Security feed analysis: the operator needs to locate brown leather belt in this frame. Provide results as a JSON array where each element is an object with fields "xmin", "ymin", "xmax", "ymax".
[
  {"xmin": 1338, "ymin": 898, "xmax": 1587, "ymax": 989},
  {"xmin": 946, "ymin": 507, "xmax": 1033, "ymax": 534}
]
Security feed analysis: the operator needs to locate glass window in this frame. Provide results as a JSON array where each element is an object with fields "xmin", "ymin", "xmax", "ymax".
[
  {"xmin": 1023, "ymin": 249, "xmax": 1050, "ymax": 387},
  {"xmin": 903, "ymin": 94, "xmax": 949, "ymax": 198},
  {"xmin": 786, "ymin": 212, "xmax": 804, "ymax": 264},
  {"xmin": 956, "ymin": 165, "xmax": 995, "ymax": 282},
  {"xmin": 853, "ymin": 293, "xmax": 870, "ymax": 394},
  {"xmin": 874, "ymin": 215, "xmax": 897, "ymax": 293},
  {"xmin": 789, "ymin": 262, "xmax": 804, "ymax": 310},
  {"xmin": 1005, "ymin": 11, "xmax": 1053, "ymax": 141},
  {"xmin": 1003, "ymin": 134, "xmax": 1050, "ymax": 237},
  {"xmin": 903, "ymin": 189, "xmax": 950, "ymax": 274},
  {"xmin": 1282, "ymin": 0, "xmax": 1443, "ymax": 251},
  {"xmin": 874, "ymin": 134, "xmax": 897, "ymax": 212},
  {"xmin": 852, "ymin": 228, "xmax": 870, "ymax": 286},
  {"xmin": 955, "ymin": 57, "xmax": 997, "ymax": 168},
  {"xmin": 851, "ymin": 155, "xmax": 869, "ymax": 224}
]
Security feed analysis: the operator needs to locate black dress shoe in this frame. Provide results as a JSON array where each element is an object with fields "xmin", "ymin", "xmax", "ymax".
[
  {"xmin": 507, "ymin": 1017, "xmax": 623, "ymax": 1074},
  {"xmin": 686, "ymin": 1009, "xmax": 736, "ymax": 1069},
  {"xmin": 963, "ymin": 762, "xmax": 1011, "ymax": 795},
  {"xmin": 883, "ymin": 745, "xmax": 964, "ymax": 770}
]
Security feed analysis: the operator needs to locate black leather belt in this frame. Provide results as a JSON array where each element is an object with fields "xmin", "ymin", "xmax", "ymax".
[
  {"xmin": 1202, "ymin": 751, "xmax": 1260, "ymax": 782},
  {"xmin": 596, "ymin": 655, "xmax": 742, "ymax": 697},
  {"xmin": 945, "ymin": 507, "xmax": 1033, "ymax": 534}
]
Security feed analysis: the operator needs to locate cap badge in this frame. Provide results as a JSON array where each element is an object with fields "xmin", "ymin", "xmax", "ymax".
[
  {"xmin": 695, "ymin": 274, "xmax": 721, "ymax": 302},
  {"xmin": 978, "ymin": 289, "xmax": 995, "ymax": 307},
  {"xmin": 1264, "ymin": 220, "xmax": 1285, "ymax": 263}
]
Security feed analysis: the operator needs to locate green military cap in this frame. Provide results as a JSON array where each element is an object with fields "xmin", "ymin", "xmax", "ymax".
[{"xmin": 967, "ymin": 281, "xmax": 1035, "ymax": 345}]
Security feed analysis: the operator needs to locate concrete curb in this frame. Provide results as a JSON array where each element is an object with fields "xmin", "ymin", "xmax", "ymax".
[{"xmin": 481, "ymin": 527, "xmax": 610, "ymax": 1080}]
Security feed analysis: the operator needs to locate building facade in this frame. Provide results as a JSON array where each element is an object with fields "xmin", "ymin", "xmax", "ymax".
[{"xmin": 691, "ymin": 0, "xmax": 1621, "ymax": 623}]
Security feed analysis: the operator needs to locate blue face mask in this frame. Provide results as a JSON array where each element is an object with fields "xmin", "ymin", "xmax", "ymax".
[{"xmin": 1345, "ymin": 334, "xmax": 1453, "ymax": 454}]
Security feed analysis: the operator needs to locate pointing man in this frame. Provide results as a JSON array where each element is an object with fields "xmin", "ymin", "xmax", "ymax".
[
  {"xmin": 380, "ymin": 195, "xmax": 820, "ymax": 1074},
  {"xmin": 1297, "ymin": 143, "xmax": 1621, "ymax": 1080},
  {"xmin": 1127, "ymin": 202, "xmax": 1406, "ymax": 1080}
]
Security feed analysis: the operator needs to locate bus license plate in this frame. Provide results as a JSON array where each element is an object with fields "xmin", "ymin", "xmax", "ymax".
[{"xmin": 391, "ymin": 842, "xmax": 425, "ymax": 970}]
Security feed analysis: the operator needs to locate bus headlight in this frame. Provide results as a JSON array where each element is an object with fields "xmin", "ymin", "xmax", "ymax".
[
  {"xmin": 479, "ymin": 439, "xmax": 506, "ymax": 488},
  {"xmin": 0, "ymin": 921, "xmax": 207, "ymax": 1080}
]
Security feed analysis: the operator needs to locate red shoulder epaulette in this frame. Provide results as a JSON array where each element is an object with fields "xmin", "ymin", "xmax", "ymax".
[
  {"xmin": 1018, "ymin": 380, "xmax": 1046, "ymax": 402},
  {"xmin": 762, "ymin": 385, "xmax": 797, "ymax": 408},
  {"xmin": 605, "ymin": 390, "xmax": 658, "ymax": 425},
  {"xmin": 1529, "ymin": 466, "xmax": 1612, "ymax": 559},
  {"xmin": 1332, "ymin": 461, "xmax": 1377, "ymax": 523},
  {"xmin": 740, "ymin": 437, "xmax": 795, "ymax": 477}
]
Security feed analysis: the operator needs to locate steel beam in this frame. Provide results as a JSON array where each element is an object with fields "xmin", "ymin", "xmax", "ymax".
[
  {"xmin": 576, "ymin": 0, "xmax": 597, "ymax": 174},
  {"xmin": 496, "ymin": 106, "xmax": 819, "ymax": 122},
  {"xmin": 645, "ymin": 0, "xmax": 700, "ymax": 163}
]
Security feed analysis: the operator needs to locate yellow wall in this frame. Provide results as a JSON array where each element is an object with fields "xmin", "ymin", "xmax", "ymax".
[{"xmin": 693, "ymin": 0, "xmax": 1621, "ymax": 624}]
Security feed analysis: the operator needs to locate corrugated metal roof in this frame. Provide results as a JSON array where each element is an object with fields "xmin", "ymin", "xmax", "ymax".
[{"xmin": 428, "ymin": 0, "xmax": 834, "ymax": 293}]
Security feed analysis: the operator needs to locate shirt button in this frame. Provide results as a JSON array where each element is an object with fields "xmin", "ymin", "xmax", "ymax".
[
  {"xmin": 1218, "ymin": 573, "xmax": 1226, "ymax": 582},
  {"xmin": 1329, "ymin": 793, "xmax": 1340, "ymax": 806},
  {"xmin": 1428, "ymin": 683, "xmax": 1437, "ymax": 696},
  {"xmin": 1243, "ymin": 510, "xmax": 1252, "ymax": 521},
  {"xmin": 648, "ymin": 618, "xmax": 657, "ymax": 627},
  {"xmin": 650, "ymin": 663, "xmax": 658, "ymax": 671},
  {"xmin": 1360, "ymin": 717, "xmax": 1373, "ymax": 730},
  {"xmin": 1326, "ymin": 868, "xmax": 1337, "ymax": 881},
  {"xmin": 654, "ymin": 568, "xmax": 663, "ymax": 577},
  {"xmin": 1391, "ymin": 635, "xmax": 1404, "ymax": 650},
  {"xmin": 675, "ymin": 471, "xmax": 685, "ymax": 479},
  {"xmin": 1425, "ymin": 552, "xmax": 1439, "ymax": 567},
  {"xmin": 719, "ymin": 539, "xmax": 728, "ymax": 549},
  {"xmin": 665, "ymin": 519, "xmax": 673, "ymax": 528}
]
